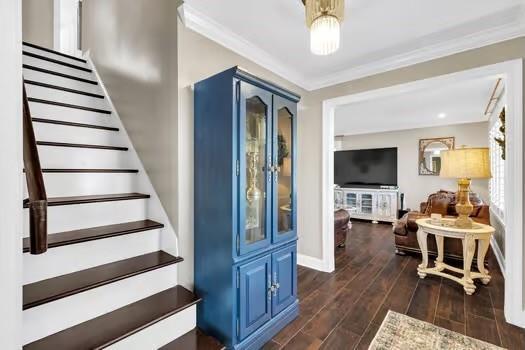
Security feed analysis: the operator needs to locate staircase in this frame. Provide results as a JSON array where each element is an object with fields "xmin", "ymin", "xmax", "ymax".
[{"xmin": 21, "ymin": 42, "xmax": 223, "ymax": 349}]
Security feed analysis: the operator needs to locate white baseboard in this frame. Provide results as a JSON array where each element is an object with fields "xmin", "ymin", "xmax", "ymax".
[
  {"xmin": 297, "ymin": 254, "xmax": 332, "ymax": 272},
  {"xmin": 490, "ymin": 236, "xmax": 506, "ymax": 279}
]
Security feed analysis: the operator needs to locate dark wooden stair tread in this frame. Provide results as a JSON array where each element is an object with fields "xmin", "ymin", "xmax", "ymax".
[
  {"xmin": 23, "ymin": 64, "xmax": 98, "ymax": 85},
  {"xmin": 24, "ymin": 286, "xmax": 200, "ymax": 349},
  {"xmin": 23, "ymin": 251, "xmax": 182, "ymax": 310},
  {"xmin": 23, "ymin": 193, "xmax": 150, "ymax": 208},
  {"xmin": 22, "ymin": 220, "xmax": 163, "ymax": 253},
  {"xmin": 160, "ymin": 328, "xmax": 225, "ymax": 350},
  {"xmin": 31, "ymin": 118, "xmax": 119, "ymax": 131},
  {"xmin": 36, "ymin": 141, "xmax": 128, "ymax": 151},
  {"xmin": 25, "ymin": 80, "xmax": 104, "ymax": 99},
  {"xmin": 23, "ymin": 51, "xmax": 92, "ymax": 72},
  {"xmin": 28, "ymin": 97, "xmax": 111, "ymax": 114},
  {"xmin": 40, "ymin": 168, "xmax": 139, "ymax": 173},
  {"xmin": 23, "ymin": 41, "xmax": 87, "ymax": 63}
]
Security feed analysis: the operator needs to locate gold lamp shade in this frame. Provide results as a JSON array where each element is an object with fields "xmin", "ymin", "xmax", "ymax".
[
  {"xmin": 440, "ymin": 148, "xmax": 491, "ymax": 179},
  {"xmin": 440, "ymin": 148, "xmax": 491, "ymax": 228}
]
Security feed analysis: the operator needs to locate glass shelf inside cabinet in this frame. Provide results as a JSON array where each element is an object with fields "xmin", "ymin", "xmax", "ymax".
[
  {"xmin": 245, "ymin": 97, "xmax": 267, "ymax": 244},
  {"xmin": 277, "ymin": 108, "xmax": 293, "ymax": 234},
  {"xmin": 346, "ymin": 193, "xmax": 357, "ymax": 207}
]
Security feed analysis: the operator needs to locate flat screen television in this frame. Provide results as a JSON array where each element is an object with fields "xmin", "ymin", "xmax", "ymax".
[{"xmin": 334, "ymin": 147, "xmax": 398, "ymax": 188}]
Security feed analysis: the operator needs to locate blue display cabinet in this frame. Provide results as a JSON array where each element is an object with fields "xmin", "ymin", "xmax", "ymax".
[{"xmin": 194, "ymin": 67, "xmax": 299, "ymax": 349}]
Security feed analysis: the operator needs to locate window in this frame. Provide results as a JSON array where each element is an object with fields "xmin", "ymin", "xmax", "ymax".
[{"xmin": 489, "ymin": 109, "xmax": 505, "ymax": 220}]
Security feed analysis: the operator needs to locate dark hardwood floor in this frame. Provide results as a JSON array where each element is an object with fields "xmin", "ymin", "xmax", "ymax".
[{"xmin": 264, "ymin": 221, "xmax": 525, "ymax": 349}]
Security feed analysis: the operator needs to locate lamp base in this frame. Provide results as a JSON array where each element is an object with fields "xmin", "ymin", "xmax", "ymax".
[{"xmin": 454, "ymin": 178, "xmax": 474, "ymax": 229}]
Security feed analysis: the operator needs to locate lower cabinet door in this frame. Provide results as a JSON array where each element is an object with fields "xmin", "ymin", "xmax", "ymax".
[
  {"xmin": 271, "ymin": 245, "xmax": 297, "ymax": 316},
  {"xmin": 238, "ymin": 255, "xmax": 272, "ymax": 340}
]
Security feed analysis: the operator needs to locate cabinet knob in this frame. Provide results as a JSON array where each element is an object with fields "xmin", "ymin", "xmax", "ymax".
[{"xmin": 271, "ymin": 283, "xmax": 280, "ymax": 296}]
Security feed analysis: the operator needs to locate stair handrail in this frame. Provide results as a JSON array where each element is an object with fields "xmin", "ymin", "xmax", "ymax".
[{"xmin": 23, "ymin": 84, "xmax": 48, "ymax": 254}]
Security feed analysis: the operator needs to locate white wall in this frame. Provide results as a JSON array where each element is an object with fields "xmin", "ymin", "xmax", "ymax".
[
  {"xmin": 0, "ymin": 0, "xmax": 23, "ymax": 347},
  {"xmin": 55, "ymin": 0, "xmax": 81, "ymax": 56},
  {"xmin": 337, "ymin": 122, "xmax": 489, "ymax": 210}
]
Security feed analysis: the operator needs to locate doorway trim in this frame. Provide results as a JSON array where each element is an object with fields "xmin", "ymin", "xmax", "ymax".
[
  {"xmin": 0, "ymin": 0, "xmax": 23, "ymax": 347},
  {"xmin": 321, "ymin": 59, "xmax": 524, "ymax": 327},
  {"xmin": 53, "ymin": 0, "xmax": 83, "ymax": 56}
]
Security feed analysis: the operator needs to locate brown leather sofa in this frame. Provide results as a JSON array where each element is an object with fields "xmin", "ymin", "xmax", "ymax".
[
  {"xmin": 393, "ymin": 190, "xmax": 490, "ymax": 263},
  {"xmin": 335, "ymin": 209, "xmax": 350, "ymax": 248}
]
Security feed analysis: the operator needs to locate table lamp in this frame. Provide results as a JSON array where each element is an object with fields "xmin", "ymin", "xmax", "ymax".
[{"xmin": 440, "ymin": 147, "xmax": 491, "ymax": 228}]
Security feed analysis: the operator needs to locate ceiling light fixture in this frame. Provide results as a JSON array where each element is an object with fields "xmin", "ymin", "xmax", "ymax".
[
  {"xmin": 438, "ymin": 113, "xmax": 447, "ymax": 119},
  {"xmin": 303, "ymin": 0, "xmax": 345, "ymax": 56}
]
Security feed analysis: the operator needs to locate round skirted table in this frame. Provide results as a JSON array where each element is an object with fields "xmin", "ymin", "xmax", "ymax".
[{"xmin": 415, "ymin": 218, "xmax": 495, "ymax": 295}]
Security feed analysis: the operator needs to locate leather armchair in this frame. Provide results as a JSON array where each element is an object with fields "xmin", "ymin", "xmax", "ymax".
[
  {"xmin": 335, "ymin": 209, "xmax": 350, "ymax": 248},
  {"xmin": 393, "ymin": 190, "xmax": 490, "ymax": 263}
]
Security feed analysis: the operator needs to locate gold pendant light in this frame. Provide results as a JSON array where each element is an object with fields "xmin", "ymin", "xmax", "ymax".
[{"xmin": 304, "ymin": 0, "xmax": 345, "ymax": 55}]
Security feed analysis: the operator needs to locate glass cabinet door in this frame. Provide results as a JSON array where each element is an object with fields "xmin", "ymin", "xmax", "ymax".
[
  {"xmin": 238, "ymin": 82, "xmax": 272, "ymax": 255},
  {"xmin": 360, "ymin": 193, "xmax": 374, "ymax": 215},
  {"xmin": 272, "ymin": 96, "xmax": 297, "ymax": 243},
  {"xmin": 345, "ymin": 192, "xmax": 357, "ymax": 209}
]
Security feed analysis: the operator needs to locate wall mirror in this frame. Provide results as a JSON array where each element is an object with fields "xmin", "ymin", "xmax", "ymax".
[{"xmin": 419, "ymin": 137, "xmax": 455, "ymax": 175}]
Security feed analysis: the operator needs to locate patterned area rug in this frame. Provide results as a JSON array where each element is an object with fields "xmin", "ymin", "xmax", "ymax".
[{"xmin": 369, "ymin": 311, "xmax": 505, "ymax": 350}]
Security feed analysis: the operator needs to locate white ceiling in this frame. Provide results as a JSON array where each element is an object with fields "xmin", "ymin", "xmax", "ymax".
[
  {"xmin": 181, "ymin": 0, "xmax": 525, "ymax": 90},
  {"xmin": 334, "ymin": 75, "xmax": 500, "ymax": 136}
]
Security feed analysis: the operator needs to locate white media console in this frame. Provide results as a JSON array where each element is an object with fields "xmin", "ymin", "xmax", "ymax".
[{"xmin": 341, "ymin": 187, "xmax": 399, "ymax": 223}]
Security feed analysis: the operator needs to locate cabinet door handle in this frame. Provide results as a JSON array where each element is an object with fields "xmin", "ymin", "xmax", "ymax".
[
  {"xmin": 268, "ymin": 284, "xmax": 277, "ymax": 298},
  {"xmin": 267, "ymin": 157, "xmax": 272, "ymax": 182},
  {"xmin": 270, "ymin": 284, "xmax": 278, "ymax": 296},
  {"xmin": 267, "ymin": 274, "xmax": 272, "ymax": 300},
  {"xmin": 272, "ymin": 271, "xmax": 279, "ymax": 296}
]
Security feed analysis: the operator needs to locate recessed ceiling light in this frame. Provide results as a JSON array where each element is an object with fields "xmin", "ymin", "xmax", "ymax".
[{"xmin": 438, "ymin": 113, "xmax": 447, "ymax": 119}]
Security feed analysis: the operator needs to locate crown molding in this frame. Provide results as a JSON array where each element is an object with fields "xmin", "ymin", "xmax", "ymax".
[
  {"xmin": 180, "ymin": 3, "xmax": 525, "ymax": 91},
  {"xmin": 179, "ymin": 4, "xmax": 310, "ymax": 90},
  {"xmin": 312, "ymin": 6, "xmax": 525, "ymax": 90}
]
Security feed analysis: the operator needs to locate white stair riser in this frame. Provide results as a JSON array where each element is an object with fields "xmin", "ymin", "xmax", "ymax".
[
  {"xmin": 33, "ymin": 122, "xmax": 126, "ymax": 147},
  {"xmin": 24, "ymin": 173, "xmax": 140, "ymax": 198},
  {"xmin": 23, "ymin": 45, "xmax": 89, "ymax": 68},
  {"xmin": 23, "ymin": 264, "xmax": 178, "ymax": 345},
  {"xmin": 23, "ymin": 229, "xmax": 161, "ymax": 284},
  {"xmin": 26, "ymin": 84, "xmax": 109, "ymax": 110},
  {"xmin": 29, "ymin": 101, "xmax": 113, "ymax": 126},
  {"xmin": 23, "ymin": 199, "xmax": 149, "ymax": 234},
  {"xmin": 23, "ymin": 67, "xmax": 102, "ymax": 95},
  {"xmin": 21, "ymin": 52, "xmax": 186, "ymax": 350},
  {"xmin": 23, "ymin": 55, "xmax": 95, "ymax": 81},
  {"xmin": 38, "ymin": 146, "xmax": 134, "ymax": 169},
  {"xmin": 107, "ymin": 306, "xmax": 196, "ymax": 350}
]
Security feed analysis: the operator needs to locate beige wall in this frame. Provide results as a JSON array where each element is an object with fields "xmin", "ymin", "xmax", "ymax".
[
  {"xmin": 81, "ymin": 4, "xmax": 304, "ymax": 288},
  {"xmin": 82, "ymin": 0, "xmax": 180, "ymax": 272},
  {"xmin": 337, "ymin": 122, "xmax": 489, "ymax": 210},
  {"xmin": 83, "ymin": 4, "xmax": 524, "ymax": 279},
  {"xmin": 22, "ymin": 0, "xmax": 54, "ymax": 48},
  {"xmin": 178, "ymin": 20, "xmax": 306, "ymax": 288},
  {"xmin": 299, "ymin": 37, "xmax": 525, "ymax": 260}
]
